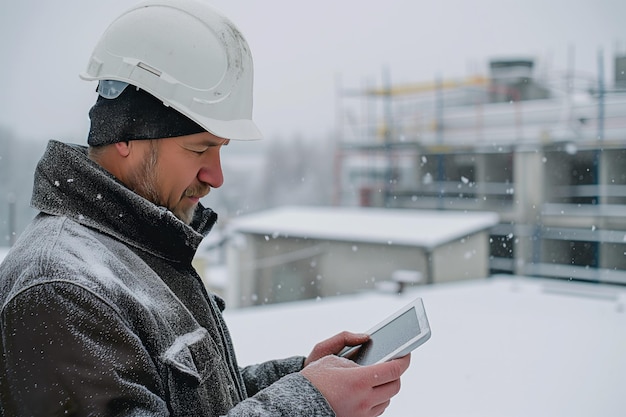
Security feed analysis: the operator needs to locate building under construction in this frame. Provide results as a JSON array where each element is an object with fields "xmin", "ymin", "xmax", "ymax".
[{"xmin": 334, "ymin": 53, "xmax": 626, "ymax": 285}]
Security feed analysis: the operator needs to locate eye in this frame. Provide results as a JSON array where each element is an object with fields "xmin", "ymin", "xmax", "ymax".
[
  {"xmin": 185, "ymin": 146, "xmax": 209, "ymax": 155},
  {"xmin": 179, "ymin": 139, "xmax": 227, "ymax": 154}
]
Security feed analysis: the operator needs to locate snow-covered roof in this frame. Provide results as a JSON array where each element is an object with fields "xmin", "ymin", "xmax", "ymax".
[
  {"xmin": 224, "ymin": 275, "xmax": 626, "ymax": 417},
  {"xmin": 227, "ymin": 206, "xmax": 499, "ymax": 249}
]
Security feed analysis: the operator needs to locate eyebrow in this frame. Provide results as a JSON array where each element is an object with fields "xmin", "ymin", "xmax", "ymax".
[
  {"xmin": 207, "ymin": 137, "xmax": 230, "ymax": 146},
  {"xmin": 188, "ymin": 137, "xmax": 229, "ymax": 147}
]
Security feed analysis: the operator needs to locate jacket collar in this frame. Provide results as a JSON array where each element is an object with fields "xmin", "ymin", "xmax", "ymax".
[{"xmin": 31, "ymin": 140, "xmax": 217, "ymax": 263}]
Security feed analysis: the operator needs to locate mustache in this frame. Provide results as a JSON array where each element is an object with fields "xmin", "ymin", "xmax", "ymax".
[{"xmin": 184, "ymin": 185, "xmax": 210, "ymax": 199}]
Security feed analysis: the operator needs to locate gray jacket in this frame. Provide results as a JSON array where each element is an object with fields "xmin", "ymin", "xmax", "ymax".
[{"xmin": 0, "ymin": 140, "xmax": 334, "ymax": 417}]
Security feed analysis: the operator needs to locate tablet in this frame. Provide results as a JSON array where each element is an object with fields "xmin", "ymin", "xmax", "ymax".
[{"xmin": 338, "ymin": 297, "xmax": 431, "ymax": 366}]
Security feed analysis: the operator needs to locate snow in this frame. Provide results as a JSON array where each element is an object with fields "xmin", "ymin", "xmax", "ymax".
[
  {"xmin": 224, "ymin": 275, "xmax": 626, "ymax": 417},
  {"xmin": 228, "ymin": 206, "xmax": 499, "ymax": 249}
]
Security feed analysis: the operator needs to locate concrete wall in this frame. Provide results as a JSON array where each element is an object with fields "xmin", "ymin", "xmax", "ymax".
[
  {"xmin": 227, "ymin": 230, "xmax": 491, "ymax": 307},
  {"xmin": 431, "ymin": 231, "xmax": 491, "ymax": 283}
]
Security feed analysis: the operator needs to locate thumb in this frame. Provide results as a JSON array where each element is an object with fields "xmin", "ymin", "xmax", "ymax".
[{"xmin": 324, "ymin": 331, "xmax": 370, "ymax": 355}]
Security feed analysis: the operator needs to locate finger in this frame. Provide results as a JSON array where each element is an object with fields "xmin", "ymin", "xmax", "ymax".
[
  {"xmin": 370, "ymin": 399, "xmax": 391, "ymax": 417},
  {"xmin": 333, "ymin": 331, "xmax": 370, "ymax": 350},
  {"xmin": 318, "ymin": 331, "xmax": 370, "ymax": 356},
  {"xmin": 362, "ymin": 379, "xmax": 401, "ymax": 416},
  {"xmin": 365, "ymin": 354, "xmax": 411, "ymax": 386},
  {"xmin": 372, "ymin": 378, "xmax": 402, "ymax": 402}
]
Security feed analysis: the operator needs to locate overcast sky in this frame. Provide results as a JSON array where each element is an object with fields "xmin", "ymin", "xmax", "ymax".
[{"xmin": 0, "ymin": 0, "xmax": 624, "ymax": 143}]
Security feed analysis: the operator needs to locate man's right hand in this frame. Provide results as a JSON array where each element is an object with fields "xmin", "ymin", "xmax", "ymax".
[{"xmin": 300, "ymin": 353, "xmax": 411, "ymax": 417}]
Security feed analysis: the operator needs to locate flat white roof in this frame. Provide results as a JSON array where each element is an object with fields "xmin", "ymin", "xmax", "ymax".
[
  {"xmin": 228, "ymin": 206, "xmax": 499, "ymax": 249},
  {"xmin": 224, "ymin": 276, "xmax": 626, "ymax": 417}
]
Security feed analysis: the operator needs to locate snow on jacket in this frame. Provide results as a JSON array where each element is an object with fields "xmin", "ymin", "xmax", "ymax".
[{"xmin": 0, "ymin": 140, "xmax": 334, "ymax": 417}]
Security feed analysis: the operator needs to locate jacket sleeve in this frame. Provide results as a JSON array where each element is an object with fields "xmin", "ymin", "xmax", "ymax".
[
  {"xmin": 0, "ymin": 282, "xmax": 169, "ymax": 417},
  {"xmin": 240, "ymin": 356, "xmax": 305, "ymax": 396},
  {"xmin": 227, "ymin": 372, "xmax": 336, "ymax": 417}
]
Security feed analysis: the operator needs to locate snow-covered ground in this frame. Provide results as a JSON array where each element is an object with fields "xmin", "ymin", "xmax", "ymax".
[{"xmin": 224, "ymin": 275, "xmax": 626, "ymax": 417}]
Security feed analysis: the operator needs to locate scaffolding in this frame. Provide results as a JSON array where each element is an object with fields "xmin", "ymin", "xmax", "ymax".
[{"xmin": 334, "ymin": 56, "xmax": 626, "ymax": 285}]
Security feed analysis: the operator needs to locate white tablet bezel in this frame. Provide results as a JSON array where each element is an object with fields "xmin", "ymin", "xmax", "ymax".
[{"xmin": 338, "ymin": 297, "xmax": 431, "ymax": 365}]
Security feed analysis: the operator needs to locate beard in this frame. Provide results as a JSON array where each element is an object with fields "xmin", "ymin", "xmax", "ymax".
[
  {"xmin": 126, "ymin": 140, "xmax": 197, "ymax": 225},
  {"xmin": 127, "ymin": 140, "xmax": 160, "ymax": 206}
]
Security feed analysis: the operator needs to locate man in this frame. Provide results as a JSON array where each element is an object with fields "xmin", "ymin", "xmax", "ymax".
[{"xmin": 0, "ymin": 0, "xmax": 410, "ymax": 416}]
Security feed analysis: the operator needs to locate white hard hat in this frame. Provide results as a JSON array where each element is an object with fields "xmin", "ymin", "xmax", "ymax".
[{"xmin": 80, "ymin": 0, "xmax": 262, "ymax": 140}]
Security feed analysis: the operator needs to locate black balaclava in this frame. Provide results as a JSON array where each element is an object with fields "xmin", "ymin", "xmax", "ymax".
[{"xmin": 87, "ymin": 84, "xmax": 206, "ymax": 146}]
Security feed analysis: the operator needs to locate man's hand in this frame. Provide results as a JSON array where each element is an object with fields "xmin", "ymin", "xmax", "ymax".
[
  {"xmin": 301, "ymin": 353, "xmax": 411, "ymax": 417},
  {"xmin": 304, "ymin": 331, "xmax": 370, "ymax": 367}
]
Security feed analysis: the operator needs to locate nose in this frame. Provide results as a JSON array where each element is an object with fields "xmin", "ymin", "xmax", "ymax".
[{"xmin": 197, "ymin": 150, "xmax": 225, "ymax": 188}]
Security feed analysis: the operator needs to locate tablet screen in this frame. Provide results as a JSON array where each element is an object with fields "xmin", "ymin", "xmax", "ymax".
[{"xmin": 346, "ymin": 307, "xmax": 420, "ymax": 366}]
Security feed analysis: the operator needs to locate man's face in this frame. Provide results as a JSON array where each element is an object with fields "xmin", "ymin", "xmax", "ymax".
[{"xmin": 126, "ymin": 132, "xmax": 228, "ymax": 224}]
